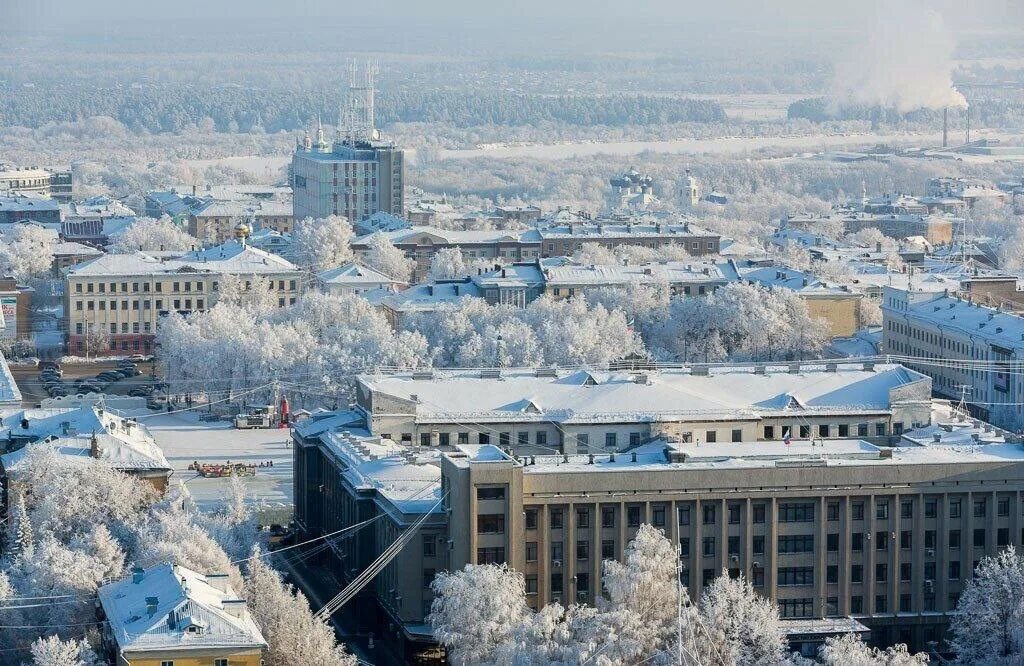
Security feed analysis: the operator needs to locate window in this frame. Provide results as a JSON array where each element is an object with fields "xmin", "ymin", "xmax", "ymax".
[
  {"xmin": 851, "ymin": 565, "xmax": 863, "ymax": 583},
  {"xmin": 876, "ymin": 531, "xmax": 888, "ymax": 551},
  {"xmin": 161, "ymin": 662, "xmax": 174, "ymax": 666},
  {"xmin": 827, "ymin": 533, "xmax": 839, "ymax": 552},
  {"xmin": 728, "ymin": 504, "xmax": 740, "ymax": 524},
  {"xmin": 752, "ymin": 535, "xmax": 765, "ymax": 556},
  {"xmin": 458, "ymin": 432, "xmax": 469, "ymax": 445},
  {"xmin": 602, "ymin": 540, "xmax": 615, "ymax": 559},
  {"xmin": 577, "ymin": 572, "xmax": 590, "ymax": 595},
  {"xmin": 999, "ymin": 497, "xmax": 1011, "ymax": 517},
  {"xmin": 423, "ymin": 535, "xmax": 436, "ymax": 557},
  {"xmin": 876, "ymin": 563, "xmax": 887, "ymax": 583},
  {"xmin": 901, "ymin": 530, "xmax": 912, "ymax": 549},
  {"xmin": 605, "ymin": 432, "xmax": 617, "ymax": 448},
  {"xmin": 577, "ymin": 509, "xmax": 590, "ymax": 528},
  {"xmin": 763, "ymin": 426, "xmax": 775, "ymax": 439},
  {"xmin": 576, "ymin": 434, "xmax": 589, "ymax": 450},
  {"xmin": 551, "ymin": 510, "xmax": 563, "ymax": 529},
  {"xmin": 900, "ymin": 593, "xmax": 912, "ymax": 613},
  {"xmin": 702, "ymin": 537, "xmax": 715, "ymax": 557},
  {"xmin": 851, "ymin": 596, "xmax": 863, "ymax": 614},
  {"xmin": 901, "ymin": 562, "xmax": 912, "ymax": 582},
  {"xmin": 728, "ymin": 536, "xmax": 740, "ymax": 556},
  {"xmin": 827, "ymin": 503, "xmax": 839, "ymax": 521},
  {"xmin": 875, "ymin": 595, "xmax": 888, "ymax": 614},
  {"xmin": 950, "ymin": 499, "xmax": 961, "ymax": 519},
  {"xmin": 778, "ymin": 534, "xmax": 815, "ymax": 554},
  {"xmin": 652, "ymin": 505, "xmax": 666, "ymax": 527},
  {"xmin": 603, "ymin": 507, "xmax": 615, "ymax": 528},
  {"xmin": 974, "ymin": 528, "xmax": 986, "ymax": 548},
  {"xmin": 525, "ymin": 575, "xmax": 538, "ymax": 594},
  {"xmin": 838, "ymin": 424, "xmax": 849, "ymax": 437},
  {"xmin": 925, "ymin": 530, "xmax": 936, "ymax": 549},
  {"xmin": 630, "ymin": 432, "xmax": 642, "ymax": 447},
  {"xmin": 536, "ymin": 431, "xmax": 547, "ymax": 447},
  {"xmin": 901, "ymin": 501, "xmax": 913, "ymax": 519},
  {"xmin": 925, "ymin": 562, "xmax": 936, "ymax": 580},
  {"xmin": 518, "ymin": 431, "xmax": 529, "ymax": 446},
  {"xmin": 678, "ymin": 505, "xmax": 692, "ymax": 525},
  {"xmin": 999, "ymin": 528, "xmax": 1010, "ymax": 547},
  {"xmin": 628, "ymin": 506, "xmax": 641, "ymax": 527},
  {"xmin": 948, "ymin": 561, "xmax": 960, "ymax": 580},
  {"xmin": 876, "ymin": 501, "xmax": 889, "ymax": 520},
  {"xmin": 857, "ymin": 423, "xmax": 869, "ymax": 437},
  {"xmin": 818, "ymin": 424, "xmax": 830, "ymax": 437},
  {"xmin": 974, "ymin": 498, "xmax": 987, "ymax": 518},
  {"xmin": 753, "ymin": 504, "xmax": 766, "ymax": 523},
  {"xmin": 731, "ymin": 428, "xmax": 742, "ymax": 442},
  {"xmin": 577, "ymin": 540, "xmax": 590, "ymax": 560},
  {"xmin": 706, "ymin": 430, "xmax": 717, "ymax": 443},
  {"xmin": 703, "ymin": 568, "xmax": 716, "ymax": 585},
  {"xmin": 526, "ymin": 542, "xmax": 537, "ymax": 562},
  {"xmin": 779, "ymin": 503, "xmax": 814, "ymax": 522},
  {"xmin": 949, "ymin": 530, "xmax": 961, "ymax": 548},
  {"xmin": 703, "ymin": 505, "xmax": 716, "ymax": 525},
  {"xmin": 778, "ymin": 567, "xmax": 814, "ymax": 586},
  {"xmin": 852, "ymin": 502, "xmax": 864, "ymax": 520},
  {"xmin": 551, "ymin": 573, "xmax": 563, "ymax": 593},
  {"xmin": 423, "ymin": 568, "xmax": 435, "ymax": 588},
  {"xmin": 826, "ymin": 597, "xmax": 839, "ymax": 617},
  {"xmin": 827, "ymin": 565, "xmax": 838, "ymax": 584},
  {"xmin": 477, "ymin": 514, "xmax": 505, "ymax": 534},
  {"xmin": 551, "ymin": 542, "xmax": 563, "ymax": 561},
  {"xmin": 499, "ymin": 432, "xmax": 510, "ymax": 447},
  {"xmin": 419, "ymin": 433, "xmax": 430, "ymax": 447},
  {"xmin": 779, "ymin": 598, "xmax": 813, "ymax": 618}
]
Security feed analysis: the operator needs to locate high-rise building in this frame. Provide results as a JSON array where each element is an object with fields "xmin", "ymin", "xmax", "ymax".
[{"xmin": 291, "ymin": 63, "xmax": 405, "ymax": 222}]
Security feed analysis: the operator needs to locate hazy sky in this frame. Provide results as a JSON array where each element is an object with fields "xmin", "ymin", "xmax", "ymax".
[{"xmin": 5, "ymin": 0, "xmax": 1022, "ymax": 30}]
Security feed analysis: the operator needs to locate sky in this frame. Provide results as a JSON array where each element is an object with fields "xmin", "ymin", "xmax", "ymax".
[{"xmin": 4, "ymin": 0, "xmax": 1021, "ymax": 31}]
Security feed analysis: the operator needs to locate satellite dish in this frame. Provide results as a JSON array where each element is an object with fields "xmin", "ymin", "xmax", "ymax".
[{"xmin": 372, "ymin": 129, "xmax": 382, "ymax": 141}]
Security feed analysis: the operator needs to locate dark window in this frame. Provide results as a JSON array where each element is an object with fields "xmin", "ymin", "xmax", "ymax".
[
  {"xmin": 518, "ymin": 431, "xmax": 529, "ymax": 446},
  {"xmin": 652, "ymin": 506, "xmax": 666, "ymax": 527},
  {"xmin": 602, "ymin": 507, "xmax": 615, "ymax": 528},
  {"xmin": 876, "ymin": 531, "xmax": 888, "ymax": 551},
  {"xmin": 458, "ymin": 432, "xmax": 469, "ymax": 444},
  {"xmin": 477, "ymin": 487, "xmax": 505, "ymax": 500},
  {"xmin": 826, "ymin": 597, "xmax": 839, "ymax": 616},
  {"xmin": 901, "ymin": 501, "xmax": 913, "ymax": 519},
  {"xmin": 526, "ymin": 543, "xmax": 537, "ymax": 562},
  {"xmin": 551, "ymin": 573, "xmax": 563, "ymax": 593},
  {"xmin": 876, "ymin": 563, "xmax": 887, "ymax": 583},
  {"xmin": 577, "ymin": 509, "xmax": 590, "ymax": 529},
  {"xmin": 577, "ymin": 572, "xmax": 590, "ymax": 594},
  {"xmin": 703, "ymin": 568, "xmax": 716, "ymax": 585},
  {"xmin": 779, "ymin": 598, "xmax": 813, "ymax": 618},
  {"xmin": 423, "ymin": 536, "xmax": 436, "ymax": 557},
  {"xmin": 827, "ymin": 503, "xmax": 839, "ymax": 521},
  {"xmin": 827, "ymin": 565, "xmax": 838, "ymax": 584},
  {"xmin": 852, "ymin": 533, "xmax": 863, "ymax": 552},
  {"xmin": 925, "ymin": 530, "xmax": 936, "ymax": 549},
  {"xmin": 779, "ymin": 503, "xmax": 814, "ymax": 522},
  {"xmin": 901, "ymin": 563, "xmax": 912, "ymax": 582},
  {"xmin": 702, "ymin": 537, "xmax": 715, "ymax": 557},
  {"xmin": 525, "ymin": 509, "xmax": 538, "ymax": 529},
  {"xmin": 552, "ymin": 542, "xmax": 563, "ymax": 561},
  {"xmin": 479, "ymin": 433, "xmax": 490, "ymax": 445},
  {"xmin": 551, "ymin": 510, "xmax": 563, "ymax": 529},
  {"xmin": 499, "ymin": 432, "xmax": 510, "ymax": 447},
  {"xmin": 876, "ymin": 501, "xmax": 889, "ymax": 520},
  {"xmin": 925, "ymin": 499, "xmax": 937, "ymax": 518},
  {"xmin": 679, "ymin": 538, "xmax": 689, "ymax": 558},
  {"xmin": 423, "ymin": 568, "xmax": 435, "ymax": 588},
  {"xmin": 999, "ymin": 497, "xmax": 1011, "ymax": 517},
  {"xmin": 974, "ymin": 528, "xmax": 986, "ymax": 548},
  {"xmin": 999, "ymin": 528, "xmax": 1010, "ymax": 547},
  {"xmin": 818, "ymin": 424, "xmax": 830, "ymax": 437},
  {"xmin": 728, "ymin": 536, "xmax": 740, "ymax": 556},
  {"xmin": 763, "ymin": 425, "xmax": 775, "ymax": 439},
  {"xmin": 778, "ymin": 535, "xmax": 815, "ymax": 553},
  {"xmin": 525, "ymin": 576, "xmax": 538, "ymax": 594},
  {"xmin": 602, "ymin": 540, "xmax": 615, "ymax": 559},
  {"xmin": 628, "ymin": 506, "xmax": 641, "ymax": 527},
  {"xmin": 731, "ymin": 429, "xmax": 742, "ymax": 442},
  {"xmin": 950, "ymin": 500, "xmax": 961, "ymax": 519},
  {"xmin": 677, "ymin": 505, "xmax": 690, "ymax": 526},
  {"xmin": 703, "ymin": 505, "xmax": 716, "ymax": 525},
  {"xmin": 900, "ymin": 593, "xmax": 912, "ymax": 613},
  {"xmin": 900, "ymin": 530, "xmax": 912, "ymax": 549},
  {"xmin": 851, "ymin": 565, "xmax": 863, "ymax": 583},
  {"xmin": 753, "ymin": 504, "xmax": 766, "ymax": 523},
  {"xmin": 752, "ymin": 535, "xmax": 765, "ymax": 556},
  {"xmin": 605, "ymin": 432, "xmax": 616, "ymax": 448},
  {"xmin": 949, "ymin": 529, "xmax": 961, "ymax": 548},
  {"xmin": 827, "ymin": 533, "xmax": 839, "ymax": 552},
  {"xmin": 851, "ymin": 596, "xmax": 863, "ymax": 614},
  {"xmin": 852, "ymin": 502, "xmax": 864, "ymax": 521},
  {"xmin": 875, "ymin": 595, "xmax": 888, "ymax": 613},
  {"xmin": 477, "ymin": 514, "xmax": 505, "ymax": 534},
  {"xmin": 838, "ymin": 424, "xmax": 849, "ymax": 437},
  {"xmin": 778, "ymin": 567, "xmax": 814, "ymax": 586},
  {"xmin": 948, "ymin": 561, "xmax": 960, "ymax": 580},
  {"xmin": 728, "ymin": 504, "xmax": 740, "ymax": 524},
  {"xmin": 974, "ymin": 498, "xmax": 987, "ymax": 518},
  {"xmin": 706, "ymin": 430, "xmax": 717, "ymax": 443},
  {"xmin": 477, "ymin": 547, "xmax": 505, "ymax": 564},
  {"xmin": 576, "ymin": 541, "xmax": 589, "ymax": 560}
]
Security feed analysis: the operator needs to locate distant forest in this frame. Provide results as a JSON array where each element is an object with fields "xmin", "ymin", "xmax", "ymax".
[
  {"xmin": 0, "ymin": 85, "xmax": 726, "ymax": 133},
  {"xmin": 787, "ymin": 95, "xmax": 1024, "ymax": 128}
]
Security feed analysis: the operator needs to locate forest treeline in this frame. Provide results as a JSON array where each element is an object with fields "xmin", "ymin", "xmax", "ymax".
[{"xmin": 0, "ymin": 85, "xmax": 726, "ymax": 133}]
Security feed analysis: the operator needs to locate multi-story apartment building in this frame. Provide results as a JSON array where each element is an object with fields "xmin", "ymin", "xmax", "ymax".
[
  {"xmin": 0, "ymin": 165, "xmax": 73, "ymax": 202},
  {"xmin": 0, "ymin": 194, "xmax": 61, "ymax": 227},
  {"xmin": 291, "ymin": 128, "xmax": 404, "ymax": 223},
  {"xmin": 294, "ymin": 370, "xmax": 1024, "ymax": 659},
  {"xmin": 60, "ymin": 196, "xmax": 138, "ymax": 245},
  {"xmin": 352, "ymin": 363, "xmax": 932, "ymax": 453},
  {"xmin": 352, "ymin": 216, "xmax": 722, "ymax": 281},
  {"xmin": 64, "ymin": 239, "xmax": 303, "ymax": 355},
  {"xmin": 98, "ymin": 563, "xmax": 266, "ymax": 666},
  {"xmin": 882, "ymin": 286, "xmax": 1024, "ymax": 430},
  {"xmin": 189, "ymin": 199, "xmax": 294, "ymax": 243},
  {"xmin": 781, "ymin": 211, "xmax": 956, "ymax": 245}
]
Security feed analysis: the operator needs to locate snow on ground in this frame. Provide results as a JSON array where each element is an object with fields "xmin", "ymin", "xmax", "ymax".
[{"xmin": 132, "ymin": 409, "xmax": 293, "ymax": 514}]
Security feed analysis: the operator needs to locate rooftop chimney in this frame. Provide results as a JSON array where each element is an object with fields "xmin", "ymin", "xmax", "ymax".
[
  {"xmin": 132, "ymin": 566, "xmax": 145, "ymax": 584},
  {"xmin": 206, "ymin": 572, "xmax": 230, "ymax": 593},
  {"xmin": 222, "ymin": 599, "xmax": 247, "ymax": 619}
]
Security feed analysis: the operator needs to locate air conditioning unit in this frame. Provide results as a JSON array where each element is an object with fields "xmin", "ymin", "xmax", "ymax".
[
  {"xmin": 552, "ymin": 560, "xmax": 562, "ymax": 568},
  {"xmin": 924, "ymin": 580, "xmax": 934, "ymax": 592},
  {"xmin": 926, "ymin": 548, "xmax": 935, "ymax": 557},
  {"xmin": 730, "ymin": 555, "xmax": 739, "ymax": 562},
  {"xmin": 446, "ymin": 539, "xmax": 454, "ymax": 550}
]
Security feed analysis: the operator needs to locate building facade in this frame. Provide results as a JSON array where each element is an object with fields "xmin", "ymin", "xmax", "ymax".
[
  {"xmin": 0, "ymin": 165, "xmax": 73, "ymax": 202},
  {"xmin": 64, "ymin": 240, "xmax": 303, "ymax": 355},
  {"xmin": 292, "ymin": 133, "xmax": 405, "ymax": 223},
  {"xmin": 882, "ymin": 286, "xmax": 1024, "ymax": 430}
]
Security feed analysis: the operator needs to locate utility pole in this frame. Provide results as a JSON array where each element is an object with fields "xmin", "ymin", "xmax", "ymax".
[{"xmin": 677, "ymin": 542, "xmax": 684, "ymax": 666}]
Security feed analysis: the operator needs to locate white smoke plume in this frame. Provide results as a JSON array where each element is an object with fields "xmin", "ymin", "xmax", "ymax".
[{"xmin": 831, "ymin": 6, "xmax": 967, "ymax": 112}]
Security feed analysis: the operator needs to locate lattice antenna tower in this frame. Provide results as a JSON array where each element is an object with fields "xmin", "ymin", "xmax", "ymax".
[{"xmin": 339, "ymin": 60, "xmax": 378, "ymax": 147}]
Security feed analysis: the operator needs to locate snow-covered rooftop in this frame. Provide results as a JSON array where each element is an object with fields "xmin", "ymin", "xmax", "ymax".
[
  {"xmin": 381, "ymin": 280, "xmax": 482, "ymax": 312},
  {"xmin": 98, "ymin": 563, "xmax": 266, "ymax": 654},
  {"xmin": 0, "ymin": 194, "xmax": 60, "ymax": 214},
  {"xmin": 318, "ymin": 261, "xmax": 403, "ymax": 286},
  {"xmin": 0, "ymin": 352, "xmax": 22, "ymax": 406},
  {"xmin": 357, "ymin": 363, "xmax": 929, "ymax": 424},
  {"xmin": 0, "ymin": 406, "xmax": 171, "ymax": 474},
  {"xmin": 68, "ymin": 239, "xmax": 299, "ymax": 277},
  {"xmin": 887, "ymin": 289, "xmax": 1024, "ymax": 351},
  {"xmin": 541, "ymin": 259, "xmax": 727, "ymax": 287},
  {"xmin": 726, "ymin": 261, "xmax": 861, "ymax": 298}
]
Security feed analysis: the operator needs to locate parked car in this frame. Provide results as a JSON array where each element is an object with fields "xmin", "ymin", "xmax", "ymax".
[
  {"xmin": 39, "ymin": 361, "xmax": 61, "ymax": 371},
  {"xmin": 39, "ymin": 368, "xmax": 63, "ymax": 378},
  {"xmin": 128, "ymin": 387, "xmax": 154, "ymax": 397},
  {"xmin": 97, "ymin": 372, "xmax": 119, "ymax": 381}
]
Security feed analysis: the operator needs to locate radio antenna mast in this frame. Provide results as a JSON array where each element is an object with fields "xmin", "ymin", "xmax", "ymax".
[{"xmin": 340, "ymin": 60, "xmax": 378, "ymax": 147}]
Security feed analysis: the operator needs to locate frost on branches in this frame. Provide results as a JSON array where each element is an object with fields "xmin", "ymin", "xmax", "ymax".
[
  {"xmin": 949, "ymin": 545, "xmax": 1024, "ymax": 663},
  {"xmin": 244, "ymin": 548, "xmax": 357, "ymax": 666},
  {"xmin": 108, "ymin": 215, "xmax": 197, "ymax": 253},
  {"xmin": 428, "ymin": 524, "xmax": 787, "ymax": 665},
  {"xmin": 814, "ymin": 633, "xmax": 928, "ymax": 666},
  {"xmin": 292, "ymin": 215, "xmax": 354, "ymax": 271},
  {"xmin": 29, "ymin": 635, "xmax": 100, "ymax": 666},
  {"xmin": 363, "ymin": 232, "xmax": 416, "ymax": 282},
  {"xmin": 0, "ymin": 223, "xmax": 56, "ymax": 282},
  {"xmin": 428, "ymin": 247, "xmax": 469, "ymax": 281}
]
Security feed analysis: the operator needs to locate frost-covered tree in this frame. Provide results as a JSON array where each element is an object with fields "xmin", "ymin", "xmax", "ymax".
[
  {"xmin": 858, "ymin": 297, "xmax": 883, "ymax": 327},
  {"xmin": 949, "ymin": 546, "xmax": 1024, "ymax": 664},
  {"xmin": 698, "ymin": 573, "xmax": 787, "ymax": 665},
  {"xmin": 817, "ymin": 633, "xmax": 928, "ymax": 665},
  {"xmin": 133, "ymin": 506, "xmax": 235, "ymax": 578},
  {"xmin": 29, "ymin": 635, "xmax": 100, "ymax": 666},
  {"xmin": 108, "ymin": 215, "xmax": 197, "ymax": 253},
  {"xmin": 428, "ymin": 247, "xmax": 468, "ymax": 281},
  {"xmin": 0, "ymin": 224, "xmax": 56, "ymax": 281},
  {"xmin": 363, "ymin": 232, "xmax": 415, "ymax": 282},
  {"xmin": 80, "ymin": 325, "xmax": 111, "ymax": 360},
  {"xmin": 215, "ymin": 273, "xmax": 279, "ymax": 314},
  {"xmin": 202, "ymin": 475, "xmax": 262, "ymax": 562},
  {"xmin": 292, "ymin": 215, "xmax": 354, "ymax": 271},
  {"xmin": 244, "ymin": 548, "xmax": 356, "ymax": 666}
]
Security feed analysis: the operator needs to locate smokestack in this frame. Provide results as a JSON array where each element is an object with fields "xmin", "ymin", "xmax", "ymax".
[{"xmin": 943, "ymin": 108, "xmax": 948, "ymax": 148}]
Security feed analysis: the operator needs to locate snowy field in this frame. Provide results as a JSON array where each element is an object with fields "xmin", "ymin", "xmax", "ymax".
[{"xmin": 131, "ymin": 409, "xmax": 293, "ymax": 515}]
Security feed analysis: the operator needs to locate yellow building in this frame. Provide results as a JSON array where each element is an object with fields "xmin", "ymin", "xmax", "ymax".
[{"xmin": 98, "ymin": 563, "xmax": 266, "ymax": 666}]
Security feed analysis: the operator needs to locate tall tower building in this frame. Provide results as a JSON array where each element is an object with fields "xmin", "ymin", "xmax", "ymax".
[
  {"xmin": 291, "ymin": 62, "xmax": 405, "ymax": 222},
  {"xmin": 679, "ymin": 169, "xmax": 700, "ymax": 208}
]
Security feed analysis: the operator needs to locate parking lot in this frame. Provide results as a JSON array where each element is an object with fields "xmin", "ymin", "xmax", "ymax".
[{"xmin": 11, "ymin": 358, "xmax": 159, "ymax": 406}]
